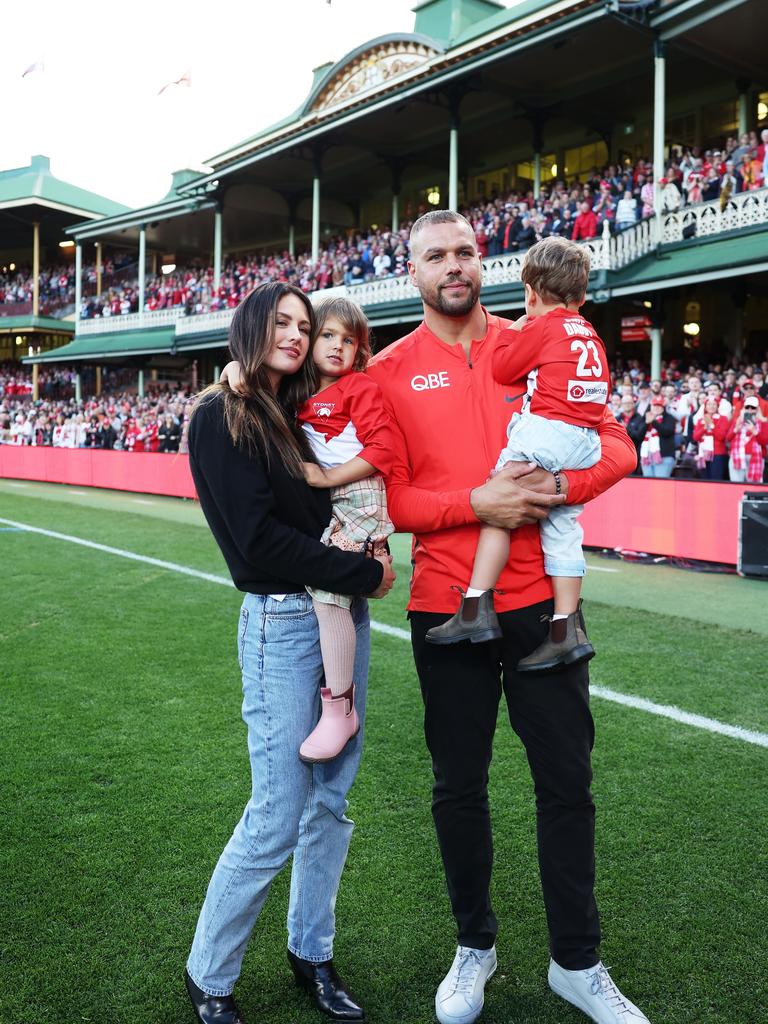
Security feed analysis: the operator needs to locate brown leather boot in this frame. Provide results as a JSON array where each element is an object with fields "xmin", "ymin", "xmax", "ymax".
[
  {"xmin": 516, "ymin": 604, "xmax": 594, "ymax": 672},
  {"xmin": 425, "ymin": 589, "xmax": 502, "ymax": 645}
]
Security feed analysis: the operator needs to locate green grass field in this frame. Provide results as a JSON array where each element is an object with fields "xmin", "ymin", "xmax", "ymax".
[{"xmin": 2, "ymin": 479, "xmax": 767, "ymax": 1024}]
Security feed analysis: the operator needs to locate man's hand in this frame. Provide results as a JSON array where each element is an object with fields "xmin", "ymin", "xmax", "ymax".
[
  {"xmin": 470, "ymin": 462, "xmax": 566, "ymax": 529},
  {"xmin": 302, "ymin": 462, "xmax": 331, "ymax": 488},
  {"xmin": 368, "ymin": 554, "xmax": 396, "ymax": 599}
]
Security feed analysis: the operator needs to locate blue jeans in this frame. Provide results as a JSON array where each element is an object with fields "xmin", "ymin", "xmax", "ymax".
[
  {"xmin": 187, "ymin": 592, "xmax": 371, "ymax": 996},
  {"xmin": 496, "ymin": 412, "xmax": 601, "ymax": 577},
  {"xmin": 641, "ymin": 456, "xmax": 675, "ymax": 478}
]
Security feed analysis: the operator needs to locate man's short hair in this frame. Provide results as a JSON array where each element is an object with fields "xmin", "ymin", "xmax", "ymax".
[
  {"xmin": 409, "ymin": 210, "xmax": 473, "ymax": 252},
  {"xmin": 521, "ymin": 236, "xmax": 590, "ymax": 306}
]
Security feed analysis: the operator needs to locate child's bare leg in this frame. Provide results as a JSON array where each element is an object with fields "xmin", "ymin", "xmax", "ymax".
[
  {"xmin": 468, "ymin": 525, "xmax": 511, "ymax": 592},
  {"xmin": 313, "ymin": 599, "xmax": 356, "ymax": 695},
  {"xmin": 551, "ymin": 576, "xmax": 581, "ymax": 616}
]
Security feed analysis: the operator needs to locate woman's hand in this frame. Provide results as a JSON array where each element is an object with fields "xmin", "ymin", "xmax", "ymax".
[
  {"xmin": 368, "ymin": 554, "xmax": 396, "ymax": 599},
  {"xmin": 220, "ymin": 360, "xmax": 245, "ymax": 394},
  {"xmin": 302, "ymin": 462, "xmax": 331, "ymax": 487}
]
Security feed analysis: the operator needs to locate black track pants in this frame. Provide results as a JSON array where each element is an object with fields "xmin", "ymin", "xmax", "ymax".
[{"xmin": 410, "ymin": 599, "xmax": 601, "ymax": 970}]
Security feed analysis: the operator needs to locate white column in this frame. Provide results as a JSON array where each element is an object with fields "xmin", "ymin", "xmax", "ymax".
[
  {"xmin": 138, "ymin": 369, "xmax": 144, "ymax": 398},
  {"xmin": 138, "ymin": 227, "xmax": 146, "ymax": 314},
  {"xmin": 75, "ymin": 373, "xmax": 82, "ymax": 404},
  {"xmin": 392, "ymin": 193, "xmax": 400, "ymax": 233},
  {"xmin": 288, "ymin": 222, "xmax": 296, "ymax": 259},
  {"xmin": 311, "ymin": 175, "xmax": 321, "ymax": 265},
  {"xmin": 32, "ymin": 222, "xmax": 40, "ymax": 317},
  {"xmin": 533, "ymin": 152, "xmax": 542, "ymax": 199},
  {"xmin": 213, "ymin": 209, "xmax": 222, "ymax": 290},
  {"xmin": 653, "ymin": 41, "xmax": 666, "ymax": 246},
  {"xmin": 448, "ymin": 125, "xmax": 459, "ymax": 211},
  {"xmin": 75, "ymin": 243, "xmax": 82, "ymax": 322},
  {"xmin": 213, "ymin": 364, "xmax": 221, "ymax": 384},
  {"xmin": 650, "ymin": 326, "xmax": 662, "ymax": 381}
]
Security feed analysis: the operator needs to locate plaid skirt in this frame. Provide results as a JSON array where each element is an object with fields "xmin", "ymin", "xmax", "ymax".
[{"xmin": 308, "ymin": 474, "xmax": 394, "ymax": 609}]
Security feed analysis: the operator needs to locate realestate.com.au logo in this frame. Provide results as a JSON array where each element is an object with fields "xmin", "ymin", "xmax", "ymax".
[{"xmin": 567, "ymin": 380, "xmax": 608, "ymax": 403}]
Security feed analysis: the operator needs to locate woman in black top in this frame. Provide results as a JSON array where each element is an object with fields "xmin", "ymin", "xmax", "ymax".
[{"xmin": 184, "ymin": 282, "xmax": 394, "ymax": 1024}]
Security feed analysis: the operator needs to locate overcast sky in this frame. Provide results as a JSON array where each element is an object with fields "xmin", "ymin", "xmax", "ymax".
[{"xmin": 3, "ymin": 0, "xmax": 515, "ymax": 210}]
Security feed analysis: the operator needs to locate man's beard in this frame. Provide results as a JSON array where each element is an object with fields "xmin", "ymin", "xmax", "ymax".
[{"xmin": 420, "ymin": 276, "xmax": 481, "ymax": 317}]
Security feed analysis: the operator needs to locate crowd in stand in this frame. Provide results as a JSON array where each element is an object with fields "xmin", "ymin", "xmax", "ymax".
[
  {"xmin": 0, "ymin": 364, "xmax": 192, "ymax": 453},
  {"xmin": 5, "ymin": 129, "xmax": 766, "ymax": 322},
  {"xmin": 3, "ymin": 355, "xmax": 767, "ymax": 481},
  {"xmin": 611, "ymin": 357, "xmax": 768, "ymax": 483}
]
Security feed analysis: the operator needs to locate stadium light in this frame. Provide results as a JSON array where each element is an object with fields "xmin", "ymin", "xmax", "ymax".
[
  {"xmin": 683, "ymin": 322, "xmax": 700, "ymax": 336},
  {"xmin": 9, "ymin": 262, "xmax": 15, "ymax": 271},
  {"xmin": 758, "ymin": 101, "xmax": 767, "ymax": 121},
  {"xmin": 15, "ymin": 336, "xmax": 24, "ymax": 346},
  {"xmin": 427, "ymin": 188, "xmax": 441, "ymax": 206},
  {"xmin": 59, "ymin": 240, "xmax": 75, "ymax": 249},
  {"xmin": 550, "ymin": 163, "xmax": 557, "ymax": 177},
  {"xmin": 643, "ymin": 300, "xmax": 653, "ymax": 308},
  {"xmin": 161, "ymin": 263, "xmax": 177, "ymax": 275}
]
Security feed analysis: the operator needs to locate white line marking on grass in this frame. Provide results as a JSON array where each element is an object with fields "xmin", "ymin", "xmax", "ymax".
[
  {"xmin": 0, "ymin": 517, "xmax": 234, "ymax": 588},
  {"xmin": 133, "ymin": 499, "xmax": 156, "ymax": 505},
  {"xmin": 588, "ymin": 565, "xmax": 618, "ymax": 573},
  {"xmin": 2, "ymin": 515, "xmax": 766, "ymax": 749},
  {"xmin": 591, "ymin": 686, "xmax": 768, "ymax": 748},
  {"xmin": 4, "ymin": 481, "xmax": 28, "ymax": 487},
  {"xmin": 68, "ymin": 490, "xmax": 90, "ymax": 496}
]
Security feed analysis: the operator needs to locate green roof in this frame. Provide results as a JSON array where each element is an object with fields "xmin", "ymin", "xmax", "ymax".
[
  {"xmin": 0, "ymin": 156, "xmax": 129, "ymax": 218},
  {"xmin": 0, "ymin": 315, "xmax": 75, "ymax": 334},
  {"xmin": 25, "ymin": 327, "xmax": 176, "ymax": 363}
]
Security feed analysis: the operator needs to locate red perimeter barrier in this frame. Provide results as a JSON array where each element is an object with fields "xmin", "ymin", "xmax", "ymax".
[
  {"xmin": 1, "ymin": 447, "xmax": 766, "ymax": 564},
  {"xmin": 580, "ymin": 476, "xmax": 768, "ymax": 565},
  {"xmin": 0, "ymin": 446, "xmax": 197, "ymax": 499}
]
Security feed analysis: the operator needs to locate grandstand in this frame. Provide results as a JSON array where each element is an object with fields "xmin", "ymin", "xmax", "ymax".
[{"xmin": 2, "ymin": 0, "xmax": 763, "ymax": 399}]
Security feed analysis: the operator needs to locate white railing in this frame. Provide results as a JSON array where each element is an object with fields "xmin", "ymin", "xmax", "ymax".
[
  {"xmin": 76, "ymin": 187, "xmax": 768, "ymax": 339},
  {"xmin": 661, "ymin": 186, "xmax": 768, "ymax": 244},
  {"xmin": 76, "ymin": 308, "xmax": 186, "ymax": 335},
  {"xmin": 175, "ymin": 309, "xmax": 234, "ymax": 335}
]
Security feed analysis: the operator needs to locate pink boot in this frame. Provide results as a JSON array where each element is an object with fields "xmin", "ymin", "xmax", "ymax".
[{"xmin": 299, "ymin": 684, "xmax": 359, "ymax": 764}]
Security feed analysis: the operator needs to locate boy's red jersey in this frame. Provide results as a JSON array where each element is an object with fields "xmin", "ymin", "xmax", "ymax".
[
  {"xmin": 366, "ymin": 311, "xmax": 636, "ymax": 613},
  {"xmin": 492, "ymin": 309, "xmax": 610, "ymax": 427}
]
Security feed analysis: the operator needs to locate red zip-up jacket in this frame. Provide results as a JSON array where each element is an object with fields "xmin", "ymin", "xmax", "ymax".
[{"xmin": 366, "ymin": 311, "xmax": 637, "ymax": 613}]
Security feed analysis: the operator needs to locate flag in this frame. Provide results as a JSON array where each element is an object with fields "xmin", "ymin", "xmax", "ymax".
[
  {"xmin": 158, "ymin": 70, "xmax": 192, "ymax": 95},
  {"xmin": 22, "ymin": 60, "xmax": 44, "ymax": 78}
]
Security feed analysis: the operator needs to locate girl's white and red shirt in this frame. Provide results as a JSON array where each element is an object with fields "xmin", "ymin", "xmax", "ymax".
[{"xmin": 298, "ymin": 373, "xmax": 394, "ymax": 474}]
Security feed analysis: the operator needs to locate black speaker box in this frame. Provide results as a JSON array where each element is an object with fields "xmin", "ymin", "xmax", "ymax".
[{"xmin": 738, "ymin": 492, "xmax": 768, "ymax": 578}]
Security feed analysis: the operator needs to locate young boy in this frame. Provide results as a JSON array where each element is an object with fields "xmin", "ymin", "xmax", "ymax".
[{"xmin": 426, "ymin": 236, "xmax": 610, "ymax": 671}]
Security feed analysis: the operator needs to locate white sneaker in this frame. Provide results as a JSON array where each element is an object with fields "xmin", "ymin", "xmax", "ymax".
[
  {"xmin": 548, "ymin": 959, "xmax": 651, "ymax": 1023},
  {"xmin": 435, "ymin": 945, "xmax": 497, "ymax": 1024}
]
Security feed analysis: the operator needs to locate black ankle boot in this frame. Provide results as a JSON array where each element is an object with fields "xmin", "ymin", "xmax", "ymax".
[
  {"xmin": 184, "ymin": 968, "xmax": 245, "ymax": 1024},
  {"xmin": 287, "ymin": 949, "xmax": 365, "ymax": 1021}
]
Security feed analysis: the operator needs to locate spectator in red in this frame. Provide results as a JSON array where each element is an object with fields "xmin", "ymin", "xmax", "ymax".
[
  {"xmin": 640, "ymin": 396, "xmax": 677, "ymax": 477},
  {"xmin": 692, "ymin": 397, "xmax": 730, "ymax": 479},
  {"xmin": 732, "ymin": 380, "xmax": 768, "ymax": 419},
  {"xmin": 571, "ymin": 200, "xmax": 598, "ymax": 241},
  {"xmin": 727, "ymin": 397, "xmax": 768, "ymax": 482}
]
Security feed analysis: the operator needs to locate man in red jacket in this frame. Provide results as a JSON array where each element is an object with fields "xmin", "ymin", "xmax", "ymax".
[
  {"xmin": 366, "ymin": 211, "xmax": 647, "ymax": 1024},
  {"xmin": 571, "ymin": 200, "xmax": 599, "ymax": 242}
]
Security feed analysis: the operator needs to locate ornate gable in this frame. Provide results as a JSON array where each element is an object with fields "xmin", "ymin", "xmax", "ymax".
[{"xmin": 309, "ymin": 37, "xmax": 440, "ymax": 113}]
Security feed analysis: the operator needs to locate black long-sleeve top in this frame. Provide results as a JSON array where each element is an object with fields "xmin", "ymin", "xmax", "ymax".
[{"xmin": 188, "ymin": 393, "xmax": 384, "ymax": 596}]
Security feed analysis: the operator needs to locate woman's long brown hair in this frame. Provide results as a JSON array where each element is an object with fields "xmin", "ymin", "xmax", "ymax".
[{"xmin": 193, "ymin": 282, "xmax": 317, "ymax": 476}]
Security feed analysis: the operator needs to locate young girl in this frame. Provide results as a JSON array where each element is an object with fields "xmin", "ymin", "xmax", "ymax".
[{"xmin": 223, "ymin": 296, "xmax": 394, "ymax": 763}]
